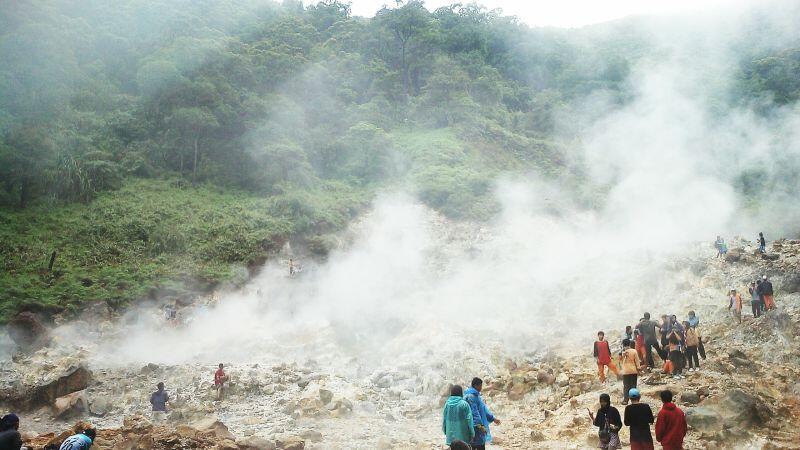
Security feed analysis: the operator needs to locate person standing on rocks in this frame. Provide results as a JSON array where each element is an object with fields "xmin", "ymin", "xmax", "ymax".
[
  {"xmin": 758, "ymin": 232, "xmax": 766, "ymax": 253},
  {"xmin": 683, "ymin": 321, "xmax": 700, "ymax": 372},
  {"xmin": 150, "ymin": 382, "xmax": 170, "ymax": 422},
  {"xmin": 760, "ymin": 275, "xmax": 775, "ymax": 310},
  {"xmin": 624, "ymin": 389, "xmax": 655, "ymax": 450},
  {"xmin": 594, "ymin": 331, "xmax": 619, "ymax": 383},
  {"xmin": 58, "ymin": 428, "xmax": 96, "ymax": 450},
  {"xmin": 640, "ymin": 313, "xmax": 663, "ymax": 369},
  {"xmin": 686, "ymin": 311, "xmax": 705, "ymax": 360},
  {"xmin": 714, "ymin": 236, "xmax": 727, "ymax": 258},
  {"xmin": 620, "ymin": 339, "xmax": 643, "ymax": 405},
  {"xmin": 214, "ymin": 363, "xmax": 227, "ymax": 401},
  {"xmin": 755, "ymin": 279, "xmax": 766, "ymax": 314},
  {"xmin": 442, "ymin": 385, "xmax": 474, "ymax": 447},
  {"xmin": 0, "ymin": 413, "xmax": 22, "ymax": 450},
  {"xmin": 464, "ymin": 377, "xmax": 500, "ymax": 450},
  {"xmin": 634, "ymin": 322, "xmax": 646, "ymax": 363},
  {"xmin": 589, "ymin": 393, "xmax": 622, "ymax": 450},
  {"xmin": 666, "ymin": 331, "xmax": 684, "ymax": 380},
  {"xmin": 748, "ymin": 282, "xmax": 761, "ymax": 318},
  {"xmin": 655, "ymin": 390, "xmax": 687, "ymax": 450},
  {"xmin": 728, "ymin": 288, "xmax": 743, "ymax": 324}
]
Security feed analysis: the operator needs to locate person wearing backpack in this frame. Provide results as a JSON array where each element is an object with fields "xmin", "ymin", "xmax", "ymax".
[{"xmin": 589, "ymin": 393, "xmax": 622, "ymax": 449}]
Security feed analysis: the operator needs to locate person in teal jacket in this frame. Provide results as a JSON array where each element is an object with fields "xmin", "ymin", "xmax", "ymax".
[
  {"xmin": 442, "ymin": 385, "xmax": 474, "ymax": 445},
  {"xmin": 464, "ymin": 377, "xmax": 501, "ymax": 449}
]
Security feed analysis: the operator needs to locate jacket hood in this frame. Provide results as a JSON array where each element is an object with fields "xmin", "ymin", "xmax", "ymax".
[
  {"xmin": 446, "ymin": 396, "xmax": 464, "ymax": 406},
  {"xmin": 465, "ymin": 387, "xmax": 480, "ymax": 396},
  {"xmin": 663, "ymin": 402, "xmax": 677, "ymax": 410}
]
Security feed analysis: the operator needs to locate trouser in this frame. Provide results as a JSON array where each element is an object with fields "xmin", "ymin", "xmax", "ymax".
[
  {"xmin": 630, "ymin": 441, "xmax": 655, "ymax": 450},
  {"xmin": 731, "ymin": 308, "xmax": 742, "ymax": 323},
  {"xmin": 622, "ymin": 374, "xmax": 638, "ymax": 402},
  {"xmin": 764, "ymin": 294, "xmax": 775, "ymax": 310},
  {"xmin": 471, "ymin": 446, "xmax": 485, "ymax": 450},
  {"xmin": 686, "ymin": 346, "xmax": 699, "ymax": 369},
  {"xmin": 636, "ymin": 339, "xmax": 646, "ymax": 361},
  {"xmin": 152, "ymin": 410, "xmax": 167, "ymax": 423},
  {"xmin": 752, "ymin": 301, "xmax": 761, "ymax": 318},
  {"xmin": 216, "ymin": 384, "xmax": 225, "ymax": 400},
  {"xmin": 759, "ymin": 297, "xmax": 766, "ymax": 313},
  {"xmin": 598, "ymin": 361, "xmax": 619, "ymax": 382},
  {"xmin": 644, "ymin": 339, "xmax": 662, "ymax": 367},
  {"xmin": 669, "ymin": 350, "xmax": 683, "ymax": 375}
]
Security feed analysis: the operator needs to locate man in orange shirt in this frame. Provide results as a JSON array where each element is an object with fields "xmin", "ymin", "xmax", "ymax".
[
  {"xmin": 214, "ymin": 363, "xmax": 227, "ymax": 401},
  {"xmin": 594, "ymin": 331, "xmax": 619, "ymax": 383}
]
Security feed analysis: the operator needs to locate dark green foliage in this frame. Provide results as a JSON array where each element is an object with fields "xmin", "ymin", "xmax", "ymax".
[
  {"xmin": 2, "ymin": 0, "xmax": 800, "ymax": 319},
  {"xmin": 0, "ymin": 178, "xmax": 366, "ymax": 320}
]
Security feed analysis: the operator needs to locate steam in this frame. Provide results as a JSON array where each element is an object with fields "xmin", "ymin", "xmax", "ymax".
[{"xmin": 40, "ymin": 1, "xmax": 800, "ymax": 373}]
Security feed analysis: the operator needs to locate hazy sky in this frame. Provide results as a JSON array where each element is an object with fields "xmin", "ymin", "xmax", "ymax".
[{"xmin": 323, "ymin": 0, "xmax": 748, "ymax": 28}]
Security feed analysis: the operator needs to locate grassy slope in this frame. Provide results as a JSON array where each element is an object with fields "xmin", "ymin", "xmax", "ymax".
[{"xmin": 0, "ymin": 177, "xmax": 368, "ymax": 320}]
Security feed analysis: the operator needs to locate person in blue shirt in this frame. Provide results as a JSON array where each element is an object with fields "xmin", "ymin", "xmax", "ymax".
[
  {"xmin": 59, "ymin": 428, "xmax": 95, "ymax": 450},
  {"xmin": 463, "ymin": 377, "xmax": 500, "ymax": 450}
]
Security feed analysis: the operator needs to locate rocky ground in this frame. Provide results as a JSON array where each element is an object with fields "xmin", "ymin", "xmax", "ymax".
[{"xmin": 2, "ymin": 227, "xmax": 800, "ymax": 449}]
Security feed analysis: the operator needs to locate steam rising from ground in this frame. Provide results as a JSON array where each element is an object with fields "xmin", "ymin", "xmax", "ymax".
[{"xmin": 45, "ymin": 3, "xmax": 800, "ymax": 371}]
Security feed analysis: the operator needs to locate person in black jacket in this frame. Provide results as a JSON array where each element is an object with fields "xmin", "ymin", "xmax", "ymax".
[
  {"xmin": 589, "ymin": 393, "xmax": 622, "ymax": 450},
  {"xmin": 0, "ymin": 413, "xmax": 22, "ymax": 450},
  {"xmin": 760, "ymin": 275, "xmax": 776, "ymax": 310},
  {"xmin": 624, "ymin": 389, "xmax": 655, "ymax": 450}
]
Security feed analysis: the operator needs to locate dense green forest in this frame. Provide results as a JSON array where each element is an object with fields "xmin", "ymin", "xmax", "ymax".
[{"xmin": 1, "ymin": 0, "xmax": 799, "ymax": 319}]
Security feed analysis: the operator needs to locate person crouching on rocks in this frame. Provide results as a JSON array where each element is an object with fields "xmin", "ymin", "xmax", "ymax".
[
  {"xmin": 59, "ymin": 428, "xmax": 96, "ymax": 450},
  {"xmin": 150, "ymin": 382, "xmax": 169, "ymax": 422},
  {"xmin": 589, "ymin": 393, "xmax": 622, "ymax": 450}
]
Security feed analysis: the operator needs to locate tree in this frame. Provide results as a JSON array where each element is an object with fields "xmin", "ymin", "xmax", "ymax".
[
  {"xmin": 167, "ymin": 107, "xmax": 219, "ymax": 181},
  {"xmin": 0, "ymin": 126, "xmax": 55, "ymax": 208},
  {"xmin": 374, "ymin": 1, "xmax": 434, "ymax": 100}
]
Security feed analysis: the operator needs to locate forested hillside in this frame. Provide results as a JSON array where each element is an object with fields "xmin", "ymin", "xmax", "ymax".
[{"xmin": 1, "ymin": 0, "xmax": 799, "ymax": 319}]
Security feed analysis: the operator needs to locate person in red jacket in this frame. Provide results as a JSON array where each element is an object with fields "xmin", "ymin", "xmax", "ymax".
[
  {"xmin": 655, "ymin": 390, "xmax": 687, "ymax": 450},
  {"xmin": 593, "ymin": 331, "xmax": 619, "ymax": 383}
]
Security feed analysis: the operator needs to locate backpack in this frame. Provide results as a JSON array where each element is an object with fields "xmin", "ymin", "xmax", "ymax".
[{"xmin": 598, "ymin": 415, "xmax": 611, "ymax": 443}]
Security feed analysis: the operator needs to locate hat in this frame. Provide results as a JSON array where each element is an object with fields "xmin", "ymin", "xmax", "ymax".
[
  {"xmin": 763, "ymin": 275, "xmax": 767, "ymax": 279},
  {"xmin": 629, "ymin": 388, "xmax": 641, "ymax": 399}
]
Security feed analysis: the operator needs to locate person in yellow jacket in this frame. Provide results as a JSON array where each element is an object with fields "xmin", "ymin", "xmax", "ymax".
[{"xmin": 620, "ymin": 339, "xmax": 643, "ymax": 405}]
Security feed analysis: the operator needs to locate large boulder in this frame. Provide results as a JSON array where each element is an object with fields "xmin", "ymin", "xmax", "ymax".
[
  {"xmin": 53, "ymin": 390, "xmax": 88, "ymax": 418},
  {"xmin": 724, "ymin": 248, "xmax": 743, "ymax": 263},
  {"xmin": 710, "ymin": 389, "xmax": 772, "ymax": 429},
  {"xmin": 239, "ymin": 437, "xmax": 276, "ymax": 450},
  {"xmin": 190, "ymin": 418, "xmax": 236, "ymax": 441},
  {"xmin": 20, "ymin": 365, "xmax": 92, "ymax": 409},
  {"xmin": 781, "ymin": 274, "xmax": 800, "ymax": 293},
  {"xmin": 686, "ymin": 407, "xmax": 724, "ymax": 433},
  {"xmin": 7, "ymin": 312, "xmax": 50, "ymax": 351}
]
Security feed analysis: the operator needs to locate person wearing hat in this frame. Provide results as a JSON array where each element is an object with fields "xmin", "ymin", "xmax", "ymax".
[
  {"xmin": 624, "ymin": 389, "xmax": 655, "ymax": 450},
  {"xmin": 0, "ymin": 413, "xmax": 22, "ymax": 450}
]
